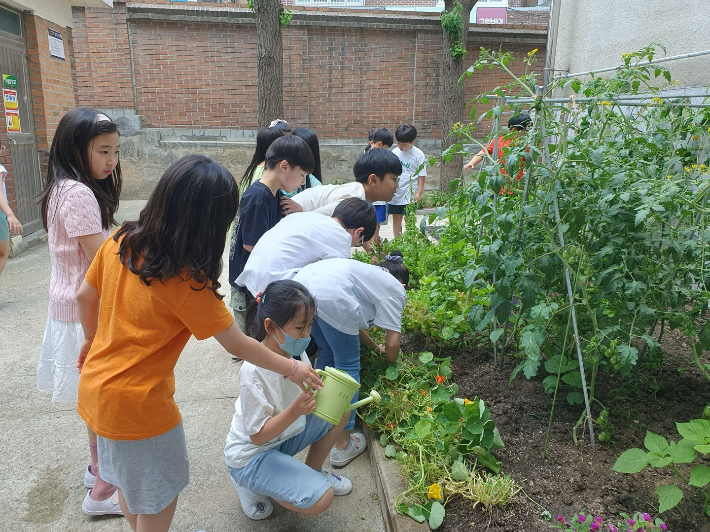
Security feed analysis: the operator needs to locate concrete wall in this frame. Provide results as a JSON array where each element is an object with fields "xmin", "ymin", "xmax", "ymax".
[
  {"xmin": 110, "ymin": 121, "xmax": 443, "ymax": 200},
  {"xmin": 554, "ymin": 0, "xmax": 710, "ymax": 91}
]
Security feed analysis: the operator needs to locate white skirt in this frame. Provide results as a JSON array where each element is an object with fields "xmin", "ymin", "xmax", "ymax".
[{"xmin": 37, "ymin": 317, "xmax": 83, "ymax": 403}]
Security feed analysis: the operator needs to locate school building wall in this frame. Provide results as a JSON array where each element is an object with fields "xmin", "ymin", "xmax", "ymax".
[
  {"xmin": 70, "ymin": 2, "xmax": 545, "ymax": 199},
  {"xmin": 0, "ymin": 5, "xmax": 79, "ymax": 230}
]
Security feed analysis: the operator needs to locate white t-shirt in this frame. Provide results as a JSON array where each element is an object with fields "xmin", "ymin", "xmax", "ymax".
[
  {"xmin": 0, "ymin": 164, "xmax": 7, "ymax": 201},
  {"xmin": 290, "ymin": 181, "xmax": 366, "ymax": 216},
  {"xmin": 390, "ymin": 146, "xmax": 427, "ymax": 205},
  {"xmin": 236, "ymin": 212, "xmax": 352, "ymax": 294},
  {"xmin": 293, "ymin": 258, "xmax": 406, "ymax": 335},
  {"xmin": 224, "ymin": 352, "xmax": 311, "ymax": 469}
]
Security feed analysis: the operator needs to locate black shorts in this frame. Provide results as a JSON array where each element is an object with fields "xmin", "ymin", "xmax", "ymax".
[{"xmin": 387, "ymin": 203, "xmax": 407, "ymax": 215}]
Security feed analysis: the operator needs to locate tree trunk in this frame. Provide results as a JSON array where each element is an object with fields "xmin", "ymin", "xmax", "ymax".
[
  {"xmin": 440, "ymin": 0, "xmax": 477, "ymax": 192},
  {"xmin": 254, "ymin": 0, "xmax": 284, "ymax": 128}
]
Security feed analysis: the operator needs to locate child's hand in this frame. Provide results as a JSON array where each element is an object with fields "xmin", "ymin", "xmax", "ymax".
[
  {"xmin": 415, "ymin": 192, "xmax": 422, "ymax": 203},
  {"xmin": 290, "ymin": 390, "xmax": 317, "ymax": 417},
  {"xmin": 6, "ymin": 213, "xmax": 22, "ymax": 235},
  {"xmin": 280, "ymin": 197, "xmax": 303, "ymax": 215},
  {"xmin": 76, "ymin": 338, "xmax": 93, "ymax": 373},
  {"xmin": 288, "ymin": 360, "xmax": 324, "ymax": 392}
]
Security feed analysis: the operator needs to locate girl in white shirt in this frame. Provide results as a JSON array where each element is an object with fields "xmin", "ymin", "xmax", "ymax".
[{"xmin": 224, "ymin": 280, "xmax": 352, "ymax": 521}]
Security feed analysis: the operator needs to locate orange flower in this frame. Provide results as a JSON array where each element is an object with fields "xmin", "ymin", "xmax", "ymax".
[
  {"xmin": 435, "ymin": 375, "xmax": 445, "ymax": 385},
  {"xmin": 387, "ymin": 422, "xmax": 396, "ymax": 430},
  {"xmin": 427, "ymin": 483, "xmax": 442, "ymax": 500},
  {"xmin": 426, "ymin": 406, "xmax": 433, "ymax": 412}
]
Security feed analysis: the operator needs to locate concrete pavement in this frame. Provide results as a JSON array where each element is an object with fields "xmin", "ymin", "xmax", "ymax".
[{"xmin": 0, "ymin": 200, "xmax": 386, "ymax": 532}]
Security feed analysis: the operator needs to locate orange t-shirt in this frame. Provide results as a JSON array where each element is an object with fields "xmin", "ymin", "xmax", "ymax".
[
  {"xmin": 486, "ymin": 136, "xmax": 527, "ymax": 194},
  {"xmin": 78, "ymin": 235, "xmax": 234, "ymax": 440}
]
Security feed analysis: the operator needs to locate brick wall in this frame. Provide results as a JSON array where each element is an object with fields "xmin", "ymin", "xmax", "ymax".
[
  {"xmin": 72, "ymin": 4, "xmax": 134, "ymax": 110},
  {"xmin": 23, "ymin": 14, "xmax": 77, "ymax": 151},
  {"xmin": 507, "ymin": 7, "xmax": 548, "ymax": 25},
  {"xmin": 72, "ymin": 4, "xmax": 545, "ymax": 140}
]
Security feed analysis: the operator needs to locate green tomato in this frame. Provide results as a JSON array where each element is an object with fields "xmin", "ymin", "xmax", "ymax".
[
  {"xmin": 598, "ymin": 431, "xmax": 610, "ymax": 443},
  {"xmin": 702, "ymin": 405, "xmax": 710, "ymax": 420},
  {"xmin": 610, "ymin": 356, "xmax": 618, "ymax": 365}
]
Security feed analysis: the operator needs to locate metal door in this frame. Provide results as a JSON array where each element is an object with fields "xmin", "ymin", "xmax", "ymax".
[{"xmin": 0, "ymin": 9, "xmax": 43, "ymax": 235}]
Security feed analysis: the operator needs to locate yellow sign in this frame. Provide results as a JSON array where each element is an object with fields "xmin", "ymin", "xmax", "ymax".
[
  {"xmin": 3, "ymin": 89, "xmax": 18, "ymax": 111},
  {"xmin": 6, "ymin": 110, "xmax": 20, "ymax": 132}
]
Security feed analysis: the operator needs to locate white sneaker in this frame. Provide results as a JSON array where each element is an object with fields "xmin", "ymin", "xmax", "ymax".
[
  {"xmin": 81, "ymin": 490, "xmax": 123, "ymax": 516},
  {"xmin": 329, "ymin": 432, "xmax": 367, "ymax": 467},
  {"xmin": 231, "ymin": 477, "xmax": 273, "ymax": 520},
  {"xmin": 321, "ymin": 470, "xmax": 352, "ymax": 495},
  {"xmin": 83, "ymin": 465, "xmax": 96, "ymax": 489}
]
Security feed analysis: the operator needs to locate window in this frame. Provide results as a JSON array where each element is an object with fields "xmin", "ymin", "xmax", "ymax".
[
  {"xmin": 0, "ymin": 6, "xmax": 22, "ymax": 37},
  {"xmin": 294, "ymin": 0, "xmax": 365, "ymax": 6}
]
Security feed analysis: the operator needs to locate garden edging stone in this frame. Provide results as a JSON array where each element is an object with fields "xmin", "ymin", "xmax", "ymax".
[{"xmin": 364, "ymin": 426, "xmax": 429, "ymax": 532}]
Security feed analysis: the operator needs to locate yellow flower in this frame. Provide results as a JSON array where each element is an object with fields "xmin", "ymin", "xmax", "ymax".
[
  {"xmin": 426, "ymin": 406, "xmax": 433, "ymax": 412},
  {"xmin": 463, "ymin": 398, "xmax": 473, "ymax": 405},
  {"xmin": 666, "ymin": 174, "xmax": 673, "ymax": 179},
  {"xmin": 427, "ymin": 483, "xmax": 442, "ymax": 500},
  {"xmin": 527, "ymin": 48, "xmax": 538, "ymax": 57},
  {"xmin": 600, "ymin": 101, "xmax": 612, "ymax": 107},
  {"xmin": 692, "ymin": 135, "xmax": 698, "ymax": 140},
  {"xmin": 651, "ymin": 97, "xmax": 663, "ymax": 106}
]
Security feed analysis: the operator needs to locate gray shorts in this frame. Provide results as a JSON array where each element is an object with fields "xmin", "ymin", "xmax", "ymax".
[
  {"xmin": 230, "ymin": 286, "xmax": 248, "ymax": 334},
  {"xmin": 97, "ymin": 420, "xmax": 189, "ymax": 515}
]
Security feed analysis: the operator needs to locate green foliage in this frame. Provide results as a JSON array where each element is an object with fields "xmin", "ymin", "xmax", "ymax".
[
  {"xmin": 440, "ymin": 3, "xmax": 466, "ymax": 60},
  {"xmin": 612, "ymin": 420, "xmax": 710, "ymax": 515},
  {"xmin": 279, "ymin": 8, "xmax": 293, "ymax": 26},
  {"xmin": 360, "ymin": 349, "xmax": 512, "ymax": 528}
]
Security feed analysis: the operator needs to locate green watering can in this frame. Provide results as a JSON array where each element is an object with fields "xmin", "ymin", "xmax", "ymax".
[{"xmin": 308, "ymin": 366, "xmax": 381, "ymax": 425}]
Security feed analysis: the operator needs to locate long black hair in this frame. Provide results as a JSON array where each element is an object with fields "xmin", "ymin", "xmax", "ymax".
[
  {"xmin": 245, "ymin": 280, "xmax": 316, "ymax": 341},
  {"xmin": 240, "ymin": 127, "xmax": 284, "ymax": 193},
  {"xmin": 38, "ymin": 107, "xmax": 122, "ymax": 231},
  {"xmin": 114, "ymin": 154, "xmax": 239, "ymax": 299},
  {"xmin": 291, "ymin": 128, "xmax": 322, "ymax": 184}
]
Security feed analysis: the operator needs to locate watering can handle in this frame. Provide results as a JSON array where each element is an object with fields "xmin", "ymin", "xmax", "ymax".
[{"xmin": 304, "ymin": 369, "xmax": 326, "ymax": 393}]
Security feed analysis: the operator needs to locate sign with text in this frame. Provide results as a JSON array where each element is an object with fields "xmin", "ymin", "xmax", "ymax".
[
  {"xmin": 476, "ymin": 6, "xmax": 507, "ymax": 24},
  {"xmin": 3, "ymin": 89, "xmax": 18, "ymax": 111},
  {"xmin": 6, "ymin": 110, "xmax": 20, "ymax": 132},
  {"xmin": 2, "ymin": 74, "xmax": 17, "ymax": 89},
  {"xmin": 48, "ymin": 28, "xmax": 66, "ymax": 60}
]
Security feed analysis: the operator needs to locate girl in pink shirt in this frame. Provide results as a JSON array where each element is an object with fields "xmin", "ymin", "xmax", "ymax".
[{"xmin": 36, "ymin": 107, "xmax": 123, "ymax": 516}]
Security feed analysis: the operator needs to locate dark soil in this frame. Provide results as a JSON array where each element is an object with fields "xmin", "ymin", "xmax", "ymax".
[{"xmin": 403, "ymin": 330, "xmax": 710, "ymax": 532}]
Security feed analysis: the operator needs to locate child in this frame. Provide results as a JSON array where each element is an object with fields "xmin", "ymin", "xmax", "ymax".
[
  {"xmin": 365, "ymin": 128, "xmax": 394, "ymax": 247},
  {"xmin": 390, "ymin": 124, "xmax": 427, "ymax": 237},
  {"xmin": 464, "ymin": 113, "xmax": 532, "ymax": 194},
  {"xmin": 0, "ymin": 156, "xmax": 22, "ymax": 276},
  {"xmin": 283, "ymin": 127, "xmax": 324, "ymax": 198},
  {"xmin": 239, "ymin": 126, "xmax": 285, "ymax": 194},
  {"xmin": 76, "ymin": 155, "xmax": 322, "ymax": 532},
  {"xmin": 281, "ymin": 148, "xmax": 401, "ymax": 218},
  {"xmin": 35, "ymin": 107, "xmax": 122, "ymax": 515},
  {"xmin": 225, "ymin": 280, "xmax": 352, "ymax": 521},
  {"xmin": 237, "ymin": 197, "xmax": 377, "ymax": 296},
  {"xmin": 293, "ymin": 252, "xmax": 409, "ymax": 466},
  {"xmin": 229, "ymin": 135, "xmax": 315, "ymax": 333}
]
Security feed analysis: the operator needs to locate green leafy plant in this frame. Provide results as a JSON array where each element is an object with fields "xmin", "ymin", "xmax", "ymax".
[
  {"xmin": 612, "ymin": 420, "xmax": 710, "ymax": 515},
  {"xmin": 278, "ymin": 7, "xmax": 293, "ymax": 26},
  {"xmin": 440, "ymin": 3, "xmax": 466, "ymax": 60},
  {"xmin": 360, "ymin": 349, "xmax": 514, "ymax": 529}
]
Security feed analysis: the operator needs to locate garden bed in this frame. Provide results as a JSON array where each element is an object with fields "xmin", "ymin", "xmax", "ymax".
[{"xmin": 408, "ymin": 330, "xmax": 710, "ymax": 531}]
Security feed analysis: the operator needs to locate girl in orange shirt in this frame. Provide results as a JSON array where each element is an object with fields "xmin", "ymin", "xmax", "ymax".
[{"xmin": 75, "ymin": 154, "xmax": 322, "ymax": 532}]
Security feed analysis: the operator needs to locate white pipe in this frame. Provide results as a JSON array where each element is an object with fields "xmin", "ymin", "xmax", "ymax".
[
  {"xmin": 542, "ymin": 0, "xmax": 561, "ymax": 92},
  {"xmin": 553, "ymin": 50, "xmax": 710, "ymax": 81}
]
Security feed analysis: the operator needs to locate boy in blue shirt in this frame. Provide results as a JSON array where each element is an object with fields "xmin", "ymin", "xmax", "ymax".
[{"xmin": 229, "ymin": 135, "xmax": 315, "ymax": 333}]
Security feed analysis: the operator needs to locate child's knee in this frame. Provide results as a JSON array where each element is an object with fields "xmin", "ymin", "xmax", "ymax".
[{"xmin": 306, "ymin": 487, "xmax": 334, "ymax": 514}]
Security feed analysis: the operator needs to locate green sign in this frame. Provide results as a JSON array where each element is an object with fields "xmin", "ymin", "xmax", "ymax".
[{"xmin": 2, "ymin": 75, "xmax": 17, "ymax": 89}]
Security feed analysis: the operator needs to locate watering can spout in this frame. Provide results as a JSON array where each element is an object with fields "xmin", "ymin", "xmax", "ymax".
[{"xmin": 348, "ymin": 390, "xmax": 382, "ymax": 412}]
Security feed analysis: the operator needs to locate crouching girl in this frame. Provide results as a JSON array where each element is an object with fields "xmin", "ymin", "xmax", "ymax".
[{"xmin": 224, "ymin": 280, "xmax": 352, "ymax": 520}]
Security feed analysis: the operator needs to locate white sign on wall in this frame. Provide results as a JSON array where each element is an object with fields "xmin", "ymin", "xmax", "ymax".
[{"xmin": 48, "ymin": 28, "xmax": 65, "ymax": 61}]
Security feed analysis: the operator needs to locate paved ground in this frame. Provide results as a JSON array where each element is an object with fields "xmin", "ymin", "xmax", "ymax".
[{"xmin": 0, "ymin": 200, "xmax": 399, "ymax": 532}]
